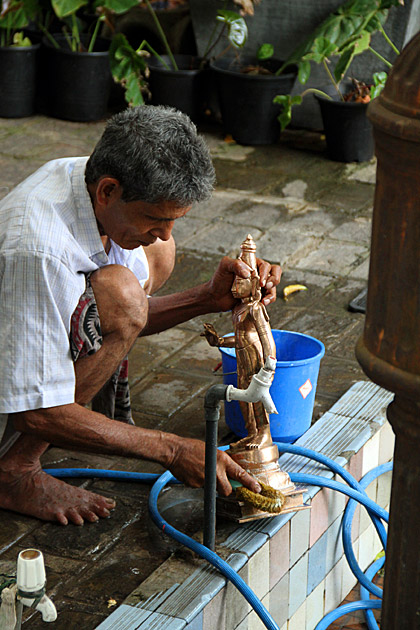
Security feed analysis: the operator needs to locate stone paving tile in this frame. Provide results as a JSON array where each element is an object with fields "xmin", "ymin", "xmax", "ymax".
[
  {"xmin": 295, "ymin": 240, "xmax": 369, "ymax": 276},
  {"xmin": 329, "ymin": 217, "xmax": 372, "ymax": 244},
  {"xmin": 22, "ymin": 598, "xmax": 107, "ymax": 630},
  {"xmin": 180, "ymin": 219, "xmax": 263, "ymax": 257},
  {"xmin": 165, "ymin": 335, "xmax": 223, "ymax": 375},
  {"xmin": 256, "ymin": 226, "xmax": 320, "ymax": 267},
  {"xmin": 21, "ymin": 495, "xmax": 143, "ymax": 560},
  {"xmin": 130, "ymin": 370, "xmax": 211, "ymax": 418},
  {"xmin": 128, "ymin": 328, "xmax": 197, "ymax": 386},
  {"xmin": 316, "ymin": 357, "xmax": 367, "ymax": 400},
  {"xmin": 348, "ymin": 256, "xmax": 371, "ymax": 281},
  {"xmin": 316, "ymin": 181, "xmax": 375, "ymax": 216},
  {"xmin": 221, "ymin": 200, "xmax": 289, "ymax": 230}
]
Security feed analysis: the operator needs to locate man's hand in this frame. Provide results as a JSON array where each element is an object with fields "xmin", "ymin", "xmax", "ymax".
[
  {"xmin": 206, "ymin": 256, "xmax": 282, "ymax": 312},
  {"xmin": 167, "ymin": 436, "xmax": 261, "ymax": 496}
]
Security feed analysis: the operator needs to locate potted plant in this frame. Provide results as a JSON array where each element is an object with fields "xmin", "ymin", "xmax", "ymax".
[
  {"xmin": 0, "ymin": 0, "xmax": 40, "ymax": 117},
  {"xmin": 209, "ymin": 41, "xmax": 298, "ymax": 146},
  {"xmin": 37, "ymin": 0, "xmax": 138, "ymax": 121},
  {"xmin": 109, "ymin": 1, "xmax": 251, "ymax": 122},
  {"xmin": 273, "ymin": 0, "xmax": 402, "ymax": 162}
]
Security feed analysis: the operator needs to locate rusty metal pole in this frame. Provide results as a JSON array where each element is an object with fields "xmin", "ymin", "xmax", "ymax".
[{"xmin": 356, "ymin": 32, "xmax": 420, "ymax": 629}]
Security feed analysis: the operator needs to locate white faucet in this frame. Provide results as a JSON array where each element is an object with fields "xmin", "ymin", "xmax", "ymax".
[{"xmin": 226, "ymin": 356, "xmax": 278, "ymax": 414}]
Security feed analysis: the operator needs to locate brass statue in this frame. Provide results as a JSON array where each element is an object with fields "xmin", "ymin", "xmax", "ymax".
[
  {"xmin": 203, "ymin": 234, "xmax": 276, "ymax": 451},
  {"xmin": 203, "ymin": 235, "xmax": 308, "ymax": 521}
]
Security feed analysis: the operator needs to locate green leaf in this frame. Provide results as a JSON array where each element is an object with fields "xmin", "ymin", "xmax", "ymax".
[
  {"xmin": 370, "ymin": 70, "xmax": 387, "ymax": 98},
  {"xmin": 273, "ymin": 93, "xmax": 303, "ymax": 131},
  {"xmin": 0, "ymin": 4, "xmax": 28, "ymax": 30},
  {"xmin": 297, "ymin": 60, "xmax": 311, "ymax": 84},
  {"xmin": 94, "ymin": 0, "xmax": 138, "ymax": 15},
  {"xmin": 51, "ymin": 0, "xmax": 87, "ymax": 18},
  {"xmin": 257, "ymin": 43, "xmax": 273, "ymax": 60},
  {"xmin": 334, "ymin": 45, "xmax": 355, "ymax": 82},
  {"xmin": 11, "ymin": 29, "xmax": 31, "ymax": 45},
  {"xmin": 216, "ymin": 9, "xmax": 248, "ymax": 48},
  {"xmin": 109, "ymin": 33, "xmax": 149, "ymax": 107}
]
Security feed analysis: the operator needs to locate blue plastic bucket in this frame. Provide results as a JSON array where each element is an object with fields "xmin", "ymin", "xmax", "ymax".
[{"xmin": 219, "ymin": 329, "xmax": 325, "ymax": 443}]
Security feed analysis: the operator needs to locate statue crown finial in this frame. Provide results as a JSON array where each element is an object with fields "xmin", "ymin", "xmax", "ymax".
[{"xmin": 241, "ymin": 234, "xmax": 256, "ymax": 253}]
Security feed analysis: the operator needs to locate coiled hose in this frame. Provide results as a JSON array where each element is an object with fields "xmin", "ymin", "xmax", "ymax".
[{"xmin": 45, "ymin": 442, "xmax": 390, "ymax": 630}]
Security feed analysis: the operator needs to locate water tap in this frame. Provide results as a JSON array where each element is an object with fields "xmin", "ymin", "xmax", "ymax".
[
  {"xmin": 16, "ymin": 549, "xmax": 57, "ymax": 625},
  {"xmin": 226, "ymin": 356, "xmax": 278, "ymax": 414}
]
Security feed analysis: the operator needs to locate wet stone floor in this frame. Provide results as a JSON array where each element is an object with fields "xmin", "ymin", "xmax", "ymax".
[{"xmin": 0, "ymin": 114, "xmax": 377, "ymax": 629}]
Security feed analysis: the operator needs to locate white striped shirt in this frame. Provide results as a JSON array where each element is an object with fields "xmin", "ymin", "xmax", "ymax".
[{"xmin": 0, "ymin": 157, "xmax": 148, "ymax": 449}]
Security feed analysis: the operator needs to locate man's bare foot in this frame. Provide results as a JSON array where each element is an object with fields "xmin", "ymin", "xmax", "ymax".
[{"xmin": 0, "ymin": 465, "xmax": 116, "ymax": 525}]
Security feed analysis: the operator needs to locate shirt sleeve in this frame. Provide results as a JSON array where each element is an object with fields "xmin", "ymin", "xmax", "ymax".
[{"xmin": 0, "ymin": 250, "xmax": 85, "ymax": 413}]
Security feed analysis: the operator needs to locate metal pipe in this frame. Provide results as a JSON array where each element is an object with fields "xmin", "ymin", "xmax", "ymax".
[{"xmin": 203, "ymin": 384, "xmax": 228, "ymax": 551}]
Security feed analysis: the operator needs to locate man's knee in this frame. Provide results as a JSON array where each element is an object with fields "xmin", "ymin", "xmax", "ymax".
[
  {"xmin": 144, "ymin": 237, "xmax": 176, "ymax": 295},
  {"xmin": 89, "ymin": 265, "xmax": 148, "ymax": 336}
]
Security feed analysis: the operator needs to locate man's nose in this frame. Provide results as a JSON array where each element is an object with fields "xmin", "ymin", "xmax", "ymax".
[{"xmin": 151, "ymin": 221, "xmax": 174, "ymax": 241}]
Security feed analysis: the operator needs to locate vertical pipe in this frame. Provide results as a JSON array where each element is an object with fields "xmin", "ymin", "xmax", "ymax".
[{"xmin": 203, "ymin": 385, "xmax": 228, "ymax": 551}]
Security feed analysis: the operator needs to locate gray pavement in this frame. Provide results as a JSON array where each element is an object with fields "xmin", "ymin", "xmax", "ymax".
[{"xmin": 0, "ymin": 114, "xmax": 373, "ymax": 628}]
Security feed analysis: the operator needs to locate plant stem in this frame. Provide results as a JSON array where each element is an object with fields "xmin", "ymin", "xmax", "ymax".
[
  {"xmin": 143, "ymin": 0, "xmax": 178, "ymax": 70},
  {"xmin": 368, "ymin": 46, "xmax": 393, "ymax": 68},
  {"xmin": 302, "ymin": 87, "xmax": 333, "ymax": 100},
  {"xmin": 138, "ymin": 39, "xmax": 171, "ymax": 70},
  {"xmin": 38, "ymin": 22, "xmax": 60, "ymax": 49},
  {"xmin": 88, "ymin": 17, "xmax": 102, "ymax": 53},
  {"xmin": 72, "ymin": 13, "xmax": 82, "ymax": 51},
  {"xmin": 323, "ymin": 58, "xmax": 344, "ymax": 101},
  {"xmin": 378, "ymin": 23, "xmax": 400, "ymax": 56}
]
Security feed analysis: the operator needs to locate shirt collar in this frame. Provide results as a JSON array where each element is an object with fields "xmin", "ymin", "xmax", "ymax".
[{"xmin": 70, "ymin": 157, "xmax": 108, "ymax": 264}]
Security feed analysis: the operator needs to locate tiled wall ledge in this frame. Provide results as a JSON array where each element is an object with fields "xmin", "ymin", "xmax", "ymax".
[{"xmin": 96, "ymin": 381, "xmax": 394, "ymax": 630}]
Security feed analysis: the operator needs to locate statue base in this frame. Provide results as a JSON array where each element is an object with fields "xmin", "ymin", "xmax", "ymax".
[{"xmin": 217, "ymin": 443, "xmax": 310, "ymax": 523}]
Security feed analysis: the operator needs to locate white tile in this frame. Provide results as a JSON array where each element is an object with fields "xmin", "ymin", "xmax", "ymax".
[
  {"xmin": 328, "ymin": 480, "xmax": 346, "ymax": 522},
  {"xmin": 359, "ymin": 480, "xmax": 378, "ymax": 534},
  {"xmin": 358, "ymin": 525, "xmax": 376, "ymax": 572},
  {"xmin": 289, "ymin": 552, "xmax": 308, "ymax": 617},
  {"xmin": 362, "ymin": 432, "xmax": 380, "ymax": 477},
  {"xmin": 305, "ymin": 580, "xmax": 325, "ymax": 630},
  {"xmin": 234, "ymin": 616, "xmax": 249, "ymax": 630},
  {"xmin": 248, "ymin": 593, "xmax": 269, "ymax": 630},
  {"xmin": 270, "ymin": 573, "xmax": 289, "ymax": 629},
  {"xmin": 226, "ymin": 564, "xmax": 251, "ymax": 629},
  {"xmin": 376, "ymin": 470, "xmax": 393, "ymax": 510},
  {"xmin": 324, "ymin": 560, "xmax": 343, "ymax": 615},
  {"xmin": 248, "ymin": 545, "xmax": 270, "ymax": 600},
  {"xmin": 341, "ymin": 554, "xmax": 359, "ymax": 602},
  {"xmin": 378, "ymin": 420, "xmax": 395, "ymax": 465},
  {"xmin": 288, "ymin": 601, "xmax": 306, "ymax": 630},
  {"xmin": 290, "ymin": 508, "xmax": 310, "ymax": 567}
]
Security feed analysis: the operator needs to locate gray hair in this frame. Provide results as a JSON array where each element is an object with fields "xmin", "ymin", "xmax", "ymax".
[{"xmin": 85, "ymin": 106, "xmax": 215, "ymax": 205}]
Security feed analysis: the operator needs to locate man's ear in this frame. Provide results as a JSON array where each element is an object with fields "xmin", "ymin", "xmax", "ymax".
[{"xmin": 95, "ymin": 177, "xmax": 122, "ymax": 206}]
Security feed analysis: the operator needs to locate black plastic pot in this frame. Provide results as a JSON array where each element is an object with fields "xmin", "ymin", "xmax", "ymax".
[
  {"xmin": 0, "ymin": 44, "xmax": 40, "ymax": 117},
  {"xmin": 37, "ymin": 35, "xmax": 111, "ymax": 122},
  {"xmin": 147, "ymin": 54, "xmax": 203, "ymax": 122},
  {"xmin": 315, "ymin": 85, "xmax": 375, "ymax": 163},
  {"xmin": 210, "ymin": 57, "xmax": 297, "ymax": 145}
]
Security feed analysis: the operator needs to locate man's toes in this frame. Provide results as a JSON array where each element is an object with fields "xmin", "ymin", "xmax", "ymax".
[
  {"xmin": 66, "ymin": 508, "xmax": 84, "ymax": 526},
  {"xmin": 82, "ymin": 510, "xmax": 100, "ymax": 523},
  {"xmin": 95, "ymin": 503, "xmax": 112, "ymax": 518},
  {"xmin": 56, "ymin": 512, "xmax": 69, "ymax": 526},
  {"xmin": 104, "ymin": 497, "xmax": 116, "ymax": 509}
]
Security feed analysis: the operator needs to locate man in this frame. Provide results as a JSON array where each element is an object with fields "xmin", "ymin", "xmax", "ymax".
[{"xmin": 0, "ymin": 106, "xmax": 281, "ymax": 526}]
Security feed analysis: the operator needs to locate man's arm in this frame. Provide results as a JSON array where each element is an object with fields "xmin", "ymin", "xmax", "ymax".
[
  {"xmin": 11, "ymin": 404, "xmax": 261, "ymax": 496},
  {"xmin": 141, "ymin": 256, "xmax": 281, "ymax": 337}
]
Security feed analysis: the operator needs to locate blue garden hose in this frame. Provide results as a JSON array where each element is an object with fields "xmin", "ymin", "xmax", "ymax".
[{"xmin": 44, "ymin": 442, "xmax": 390, "ymax": 630}]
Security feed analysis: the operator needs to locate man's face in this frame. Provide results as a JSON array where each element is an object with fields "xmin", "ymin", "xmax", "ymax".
[{"xmin": 94, "ymin": 183, "xmax": 191, "ymax": 250}]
